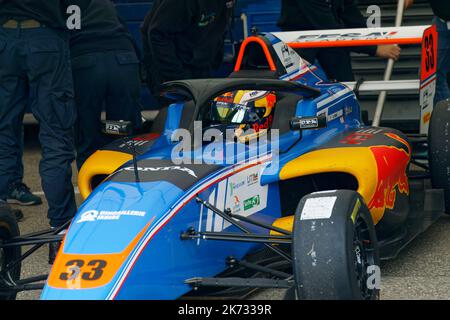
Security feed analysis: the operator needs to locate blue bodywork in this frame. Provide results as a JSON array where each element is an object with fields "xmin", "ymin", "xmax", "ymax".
[{"xmin": 41, "ymin": 33, "xmax": 363, "ymax": 300}]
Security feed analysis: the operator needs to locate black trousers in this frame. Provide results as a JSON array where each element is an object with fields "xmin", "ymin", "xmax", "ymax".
[
  {"xmin": 72, "ymin": 50, "xmax": 142, "ymax": 169},
  {"xmin": 0, "ymin": 26, "xmax": 77, "ymax": 227}
]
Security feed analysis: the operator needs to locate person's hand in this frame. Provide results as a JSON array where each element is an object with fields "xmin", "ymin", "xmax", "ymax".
[
  {"xmin": 405, "ymin": 0, "xmax": 414, "ymax": 9},
  {"xmin": 376, "ymin": 44, "xmax": 401, "ymax": 61}
]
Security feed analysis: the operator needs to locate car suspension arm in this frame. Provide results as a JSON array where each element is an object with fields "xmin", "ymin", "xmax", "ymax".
[
  {"xmin": 195, "ymin": 197, "xmax": 292, "ymax": 262},
  {"xmin": 0, "ymin": 283, "xmax": 45, "ymax": 294},
  {"xmin": 181, "ymin": 229, "xmax": 292, "ymax": 245},
  {"xmin": 226, "ymin": 212, "xmax": 291, "ymax": 236},
  {"xmin": 1, "ymin": 220, "xmax": 71, "ymax": 275},
  {"xmin": 185, "ymin": 277, "xmax": 293, "ymax": 289},
  {"xmin": 229, "ymin": 258, "xmax": 292, "ymax": 279}
]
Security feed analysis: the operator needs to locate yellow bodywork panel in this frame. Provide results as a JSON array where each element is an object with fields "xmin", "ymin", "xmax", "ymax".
[
  {"xmin": 78, "ymin": 150, "xmax": 132, "ymax": 200},
  {"xmin": 278, "ymin": 147, "xmax": 382, "ymax": 224},
  {"xmin": 270, "ymin": 216, "xmax": 295, "ymax": 235}
]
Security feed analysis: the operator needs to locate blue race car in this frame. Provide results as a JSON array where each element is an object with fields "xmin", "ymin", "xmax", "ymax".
[{"xmin": 1, "ymin": 31, "xmax": 449, "ymax": 300}]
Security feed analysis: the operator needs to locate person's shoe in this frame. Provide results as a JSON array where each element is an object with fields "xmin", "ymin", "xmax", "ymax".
[
  {"xmin": 49, "ymin": 241, "xmax": 61, "ymax": 265},
  {"xmin": 7, "ymin": 182, "xmax": 42, "ymax": 206}
]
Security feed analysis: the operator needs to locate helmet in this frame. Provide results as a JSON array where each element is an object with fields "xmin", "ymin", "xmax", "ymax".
[{"xmin": 211, "ymin": 90, "xmax": 277, "ymax": 142}]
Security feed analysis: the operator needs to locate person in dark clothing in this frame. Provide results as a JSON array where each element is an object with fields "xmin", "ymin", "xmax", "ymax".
[
  {"xmin": 141, "ymin": 0, "xmax": 234, "ymax": 96},
  {"xmin": 278, "ymin": 0, "xmax": 401, "ymax": 81},
  {"xmin": 413, "ymin": 0, "xmax": 450, "ymax": 21},
  {"xmin": 0, "ymin": 0, "xmax": 91, "ymax": 261},
  {"xmin": 407, "ymin": 0, "xmax": 450, "ymax": 103},
  {"xmin": 5, "ymin": 123, "xmax": 43, "ymax": 206},
  {"xmin": 70, "ymin": 0, "xmax": 142, "ymax": 169}
]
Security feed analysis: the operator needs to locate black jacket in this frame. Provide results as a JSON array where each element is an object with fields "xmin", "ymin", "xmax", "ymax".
[
  {"xmin": 69, "ymin": 0, "xmax": 135, "ymax": 58},
  {"xmin": 0, "ymin": 0, "xmax": 92, "ymax": 30},
  {"xmin": 278, "ymin": 0, "xmax": 377, "ymax": 57},
  {"xmin": 429, "ymin": 0, "xmax": 450, "ymax": 21},
  {"xmin": 141, "ymin": 0, "xmax": 234, "ymax": 92}
]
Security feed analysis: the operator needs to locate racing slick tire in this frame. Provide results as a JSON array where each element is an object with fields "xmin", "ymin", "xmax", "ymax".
[
  {"xmin": 291, "ymin": 190, "xmax": 380, "ymax": 300},
  {"xmin": 429, "ymin": 100, "xmax": 450, "ymax": 214},
  {"xmin": 0, "ymin": 203, "xmax": 21, "ymax": 300}
]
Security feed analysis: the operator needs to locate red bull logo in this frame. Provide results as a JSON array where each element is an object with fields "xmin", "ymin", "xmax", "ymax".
[{"xmin": 368, "ymin": 134, "xmax": 411, "ymax": 212}]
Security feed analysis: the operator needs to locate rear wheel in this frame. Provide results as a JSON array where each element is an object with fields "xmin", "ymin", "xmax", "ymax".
[
  {"xmin": 292, "ymin": 190, "xmax": 380, "ymax": 300},
  {"xmin": 429, "ymin": 100, "xmax": 450, "ymax": 214},
  {"xmin": 0, "ymin": 203, "xmax": 21, "ymax": 300}
]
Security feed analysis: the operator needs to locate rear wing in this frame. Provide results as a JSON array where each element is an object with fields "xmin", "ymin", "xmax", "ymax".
[
  {"xmin": 272, "ymin": 25, "xmax": 438, "ymax": 134},
  {"xmin": 272, "ymin": 26, "xmax": 428, "ymax": 48}
]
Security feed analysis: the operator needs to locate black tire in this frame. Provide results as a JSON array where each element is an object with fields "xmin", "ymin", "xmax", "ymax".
[
  {"xmin": 292, "ymin": 190, "xmax": 380, "ymax": 300},
  {"xmin": 0, "ymin": 203, "xmax": 21, "ymax": 300},
  {"xmin": 283, "ymin": 286, "xmax": 297, "ymax": 300},
  {"xmin": 429, "ymin": 100, "xmax": 450, "ymax": 214}
]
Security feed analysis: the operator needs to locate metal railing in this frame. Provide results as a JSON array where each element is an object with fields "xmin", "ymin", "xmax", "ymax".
[{"xmin": 372, "ymin": 0, "xmax": 407, "ymax": 126}]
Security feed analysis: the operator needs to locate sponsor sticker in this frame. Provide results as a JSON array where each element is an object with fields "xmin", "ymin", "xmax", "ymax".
[
  {"xmin": 246, "ymin": 173, "xmax": 259, "ymax": 186},
  {"xmin": 225, "ymin": 164, "xmax": 268, "ymax": 216},
  {"xmin": 77, "ymin": 210, "xmax": 146, "ymax": 223},
  {"xmin": 122, "ymin": 166, "xmax": 198, "ymax": 178},
  {"xmin": 419, "ymin": 79, "xmax": 436, "ymax": 133},
  {"xmin": 301, "ymin": 196, "xmax": 337, "ymax": 220},
  {"xmin": 299, "ymin": 118, "xmax": 319, "ymax": 129},
  {"xmin": 232, "ymin": 195, "xmax": 241, "ymax": 213},
  {"xmin": 295, "ymin": 31, "xmax": 399, "ymax": 42},
  {"xmin": 273, "ymin": 41, "xmax": 301, "ymax": 74},
  {"xmin": 327, "ymin": 109, "xmax": 344, "ymax": 122},
  {"xmin": 229, "ymin": 180, "xmax": 245, "ymax": 195},
  {"xmin": 244, "ymin": 195, "xmax": 261, "ymax": 211}
]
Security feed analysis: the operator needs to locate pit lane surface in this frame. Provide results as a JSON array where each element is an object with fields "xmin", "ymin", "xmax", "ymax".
[{"xmin": 16, "ymin": 125, "xmax": 450, "ymax": 300}]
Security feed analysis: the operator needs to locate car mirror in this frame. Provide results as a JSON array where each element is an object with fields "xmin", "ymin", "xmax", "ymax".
[
  {"xmin": 290, "ymin": 115, "xmax": 327, "ymax": 131},
  {"xmin": 101, "ymin": 120, "xmax": 133, "ymax": 136}
]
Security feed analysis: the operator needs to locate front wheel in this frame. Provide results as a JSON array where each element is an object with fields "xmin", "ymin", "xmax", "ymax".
[
  {"xmin": 292, "ymin": 190, "xmax": 380, "ymax": 300},
  {"xmin": 0, "ymin": 203, "xmax": 21, "ymax": 300}
]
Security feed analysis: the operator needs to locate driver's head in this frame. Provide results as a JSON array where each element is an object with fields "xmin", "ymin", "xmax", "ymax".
[{"xmin": 212, "ymin": 90, "xmax": 277, "ymax": 141}]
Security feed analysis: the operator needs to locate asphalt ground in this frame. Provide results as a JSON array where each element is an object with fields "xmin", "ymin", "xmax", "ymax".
[{"xmin": 12, "ymin": 125, "xmax": 450, "ymax": 300}]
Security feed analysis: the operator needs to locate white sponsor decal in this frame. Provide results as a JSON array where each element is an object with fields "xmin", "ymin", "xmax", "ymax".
[
  {"xmin": 272, "ymin": 26, "xmax": 429, "ymax": 45},
  {"xmin": 293, "ymin": 31, "xmax": 397, "ymax": 42},
  {"xmin": 225, "ymin": 165, "xmax": 268, "ymax": 216},
  {"xmin": 77, "ymin": 210, "xmax": 146, "ymax": 223},
  {"xmin": 246, "ymin": 172, "xmax": 259, "ymax": 186},
  {"xmin": 229, "ymin": 180, "xmax": 245, "ymax": 195},
  {"xmin": 419, "ymin": 78, "xmax": 436, "ymax": 134},
  {"xmin": 273, "ymin": 41, "xmax": 302, "ymax": 75},
  {"xmin": 317, "ymin": 88, "xmax": 352, "ymax": 109},
  {"xmin": 203, "ymin": 165, "xmax": 268, "ymax": 232},
  {"xmin": 240, "ymin": 90, "xmax": 269, "ymax": 103},
  {"xmin": 105, "ymin": 123, "xmax": 122, "ymax": 134},
  {"xmin": 327, "ymin": 109, "xmax": 344, "ymax": 122},
  {"xmin": 122, "ymin": 166, "xmax": 198, "ymax": 178},
  {"xmin": 301, "ymin": 196, "xmax": 337, "ymax": 220}
]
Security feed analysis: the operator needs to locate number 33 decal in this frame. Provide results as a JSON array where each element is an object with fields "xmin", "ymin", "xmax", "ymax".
[
  {"xmin": 424, "ymin": 34, "xmax": 435, "ymax": 73},
  {"xmin": 59, "ymin": 259, "xmax": 107, "ymax": 281}
]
